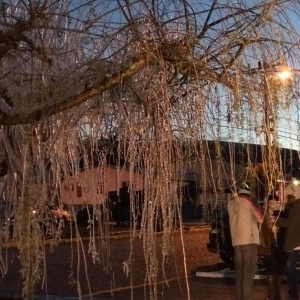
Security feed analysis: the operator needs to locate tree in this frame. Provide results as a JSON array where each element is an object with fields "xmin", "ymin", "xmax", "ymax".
[{"xmin": 0, "ymin": 1, "xmax": 300, "ymax": 299}]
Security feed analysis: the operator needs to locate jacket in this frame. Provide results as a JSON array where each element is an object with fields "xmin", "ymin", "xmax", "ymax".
[
  {"xmin": 259, "ymin": 199, "xmax": 282, "ymax": 256},
  {"xmin": 276, "ymin": 199, "xmax": 300, "ymax": 252},
  {"xmin": 228, "ymin": 189, "xmax": 263, "ymax": 246}
]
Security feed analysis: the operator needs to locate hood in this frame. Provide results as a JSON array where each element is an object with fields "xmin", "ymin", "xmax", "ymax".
[
  {"xmin": 237, "ymin": 189, "xmax": 251, "ymax": 195},
  {"xmin": 284, "ymin": 182, "xmax": 300, "ymax": 200}
]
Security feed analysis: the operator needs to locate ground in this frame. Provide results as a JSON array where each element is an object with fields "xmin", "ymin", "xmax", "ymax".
[{"xmin": 0, "ymin": 226, "xmax": 289, "ymax": 299}]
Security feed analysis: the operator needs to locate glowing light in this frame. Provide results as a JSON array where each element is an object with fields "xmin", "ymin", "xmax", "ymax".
[{"xmin": 277, "ymin": 69, "xmax": 292, "ymax": 81}]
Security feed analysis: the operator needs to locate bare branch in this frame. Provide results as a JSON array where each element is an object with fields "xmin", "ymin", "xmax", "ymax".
[{"xmin": 0, "ymin": 53, "xmax": 151, "ymax": 125}]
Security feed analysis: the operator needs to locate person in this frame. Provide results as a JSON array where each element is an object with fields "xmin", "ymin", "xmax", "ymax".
[
  {"xmin": 274, "ymin": 180, "xmax": 300, "ymax": 300},
  {"xmin": 260, "ymin": 195, "xmax": 287, "ymax": 300},
  {"xmin": 228, "ymin": 187, "xmax": 263, "ymax": 300},
  {"xmin": 117, "ymin": 182, "xmax": 130, "ymax": 226}
]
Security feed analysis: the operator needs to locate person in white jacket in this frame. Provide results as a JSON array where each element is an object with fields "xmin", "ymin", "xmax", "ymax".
[{"xmin": 228, "ymin": 188, "xmax": 263, "ymax": 300}]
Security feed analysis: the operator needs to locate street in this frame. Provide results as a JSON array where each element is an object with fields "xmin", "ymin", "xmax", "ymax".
[{"xmin": 0, "ymin": 228, "xmax": 288, "ymax": 299}]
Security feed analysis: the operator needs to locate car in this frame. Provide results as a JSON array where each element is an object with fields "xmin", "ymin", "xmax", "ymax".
[
  {"xmin": 38, "ymin": 201, "xmax": 73, "ymax": 237},
  {"xmin": 0, "ymin": 203, "xmax": 14, "ymax": 241},
  {"xmin": 0, "ymin": 201, "xmax": 73, "ymax": 240},
  {"xmin": 48, "ymin": 201, "xmax": 72, "ymax": 222},
  {"xmin": 76, "ymin": 204, "xmax": 104, "ymax": 227},
  {"xmin": 206, "ymin": 207, "xmax": 234, "ymax": 266}
]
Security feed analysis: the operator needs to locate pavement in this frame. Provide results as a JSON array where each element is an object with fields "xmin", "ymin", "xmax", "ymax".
[{"xmin": 0, "ymin": 220, "xmax": 290, "ymax": 300}]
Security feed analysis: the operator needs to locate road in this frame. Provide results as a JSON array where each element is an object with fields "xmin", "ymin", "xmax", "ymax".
[{"xmin": 0, "ymin": 227, "xmax": 288, "ymax": 299}]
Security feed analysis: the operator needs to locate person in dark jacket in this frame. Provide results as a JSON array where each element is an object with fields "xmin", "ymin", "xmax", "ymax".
[
  {"xmin": 117, "ymin": 182, "xmax": 130, "ymax": 226},
  {"xmin": 274, "ymin": 181, "xmax": 300, "ymax": 300},
  {"xmin": 260, "ymin": 195, "xmax": 287, "ymax": 300}
]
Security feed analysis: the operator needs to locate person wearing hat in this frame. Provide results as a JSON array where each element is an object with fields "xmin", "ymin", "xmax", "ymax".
[
  {"xmin": 274, "ymin": 181, "xmax": 300, "ymax": 300},
  {"xmin": 228, "ymin": 187, "xmax": 263, "ymax": 300}
]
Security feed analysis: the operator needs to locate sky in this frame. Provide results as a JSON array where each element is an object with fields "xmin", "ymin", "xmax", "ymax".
[
  {"xmin": 203, "ymin": 1, "xmax": 300, "ymax": 150},
  {"xmin": 205, "ymin": 85, "xmax": 300, "ymax": 150},
  {"xmin": 66, "ymin": 0, "xmax": 300, "ymax": 150}
]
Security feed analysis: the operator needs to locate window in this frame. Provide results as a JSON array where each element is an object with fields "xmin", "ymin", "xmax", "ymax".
[
  {"xmin": 97, "ymin": 181, "xmax": 104, "ymax": 194},
  {"xmin": 77, "ymin": 183, "xmax": 82, "ymax": 197}
]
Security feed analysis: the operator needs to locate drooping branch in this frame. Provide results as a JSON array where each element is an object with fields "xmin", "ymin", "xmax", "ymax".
[
  {"xmin": 0, "ymin": 53, "xmax": 152, "ymax": 125},
  {"xmin": 0, "ymin": 0, "xmax": 296, "ymax": 129},
  {"xmin": 0, "ymin": 84, "xmax": 13, "ymax": 108},
  {"xmin": 0, "ymin": 35, "xmax": 284, "ymax": 125}
]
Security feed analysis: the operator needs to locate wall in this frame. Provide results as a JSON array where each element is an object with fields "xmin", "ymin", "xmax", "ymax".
[{"xmin": 60, "ymin": 166, "xmax": 144, "ymax": 205}]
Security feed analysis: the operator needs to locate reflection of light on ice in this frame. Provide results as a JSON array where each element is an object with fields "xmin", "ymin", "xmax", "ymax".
[
  {"xmin": 195, "ymin": 268, "xmax": 268, "ymax": 280},
  {"xmin": 195, "ymin": 268, "xmax": 235, "ymax": 279}
]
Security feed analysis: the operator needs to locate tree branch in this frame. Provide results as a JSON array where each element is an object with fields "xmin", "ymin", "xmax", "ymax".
[
  {"xmin": 0, "ymin": 53, "xmax": 151, "ymax": 125},
  {"xmin": 0, "ymin": 84, "xmax": 13, "ymax": 108}
]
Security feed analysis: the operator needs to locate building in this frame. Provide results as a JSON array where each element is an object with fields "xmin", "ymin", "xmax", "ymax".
[{"xmin": 60, "ymin": 165, "xmax": 144, "ymax": 205}]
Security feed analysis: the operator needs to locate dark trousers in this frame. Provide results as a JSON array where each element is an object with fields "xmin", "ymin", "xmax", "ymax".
[
  {"xmin": 234, "ymin": 244, "xmax": 257, "ymax": 300},
  {"xmin": 286, "ymin": 250, "xmax": 300, "ymax": 300},
  {"xmin": 265, "ymin": 243, "xmax": 287, "ymax": 275}
]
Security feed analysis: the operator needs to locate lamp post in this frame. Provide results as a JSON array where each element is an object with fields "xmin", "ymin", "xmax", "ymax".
[{"xmin": 262, "ymin": 61, "xmax": 292, "ymax": 196}]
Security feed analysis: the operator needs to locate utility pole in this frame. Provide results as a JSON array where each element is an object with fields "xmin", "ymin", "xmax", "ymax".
[
  {"xmin": 263, "ymin": 71, "xmax": 274, "ymax": 170},
  {"xmin": 262, "ymin": 61, "xmax": 292, "ymax": 198}
]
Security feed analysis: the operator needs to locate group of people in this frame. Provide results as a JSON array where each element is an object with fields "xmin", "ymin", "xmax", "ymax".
[{"xmin": 228, "ymin": 177, "xmax": 300, "ymax": 300}]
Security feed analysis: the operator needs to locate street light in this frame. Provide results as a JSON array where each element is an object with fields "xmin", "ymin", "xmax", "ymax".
[
  {"xmin": 263, "ymin": 64, "xmax": 292, "ymax": 148},
  {"xmin": 276, "ymin": 69, "xmax": 292, "ymax": 82}
]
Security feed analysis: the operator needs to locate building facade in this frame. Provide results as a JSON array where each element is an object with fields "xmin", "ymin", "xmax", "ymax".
[{"xmin": 60, "ymin": 165, "xmax": 144, "ymax": 205}]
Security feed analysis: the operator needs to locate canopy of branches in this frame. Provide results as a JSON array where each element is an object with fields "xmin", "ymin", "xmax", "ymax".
[
  {"xmin": 0, "ymin": 0, "xmax": 299, "ymax": 125},
  {"xmin": 1, "ymin": 1, "xmax": 300, "ymax": 299}
]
